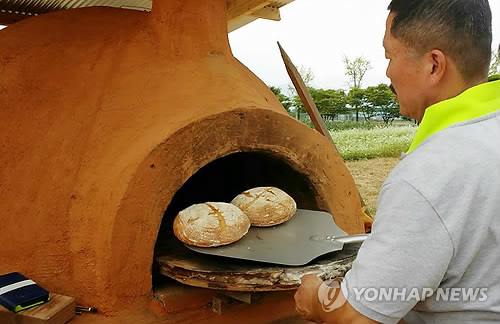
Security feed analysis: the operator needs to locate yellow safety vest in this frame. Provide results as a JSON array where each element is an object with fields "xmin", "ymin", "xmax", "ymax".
[{"xmin": 407, "ymin": 75, "xmax": 500, "ymax": 153}]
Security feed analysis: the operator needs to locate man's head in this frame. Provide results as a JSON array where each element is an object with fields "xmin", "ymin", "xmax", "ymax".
[{"xmin": 384, "ymin": 0, "xmax": 492, "ymax": 121}]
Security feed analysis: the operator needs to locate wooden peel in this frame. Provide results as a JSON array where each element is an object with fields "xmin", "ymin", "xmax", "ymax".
[
  {"xmin": 277, "ymin": 42, "xmax": 336, "ymax": 149},
  {"xmin": 277, "ymin": 42, "xmax": 373, "ymax": 228}
]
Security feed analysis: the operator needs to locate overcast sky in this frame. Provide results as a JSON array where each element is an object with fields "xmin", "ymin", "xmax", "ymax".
[
  {"xmin": 229, "ymin": 0, "xmax": 500, "ymax": 94},
  {"xmin": 1, "ymin": 0, "xmax": 498, "ymax": 94}
]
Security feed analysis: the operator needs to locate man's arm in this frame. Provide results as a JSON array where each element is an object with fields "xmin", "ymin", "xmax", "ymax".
[{"xmin": 295, "ymin": 180, "xmax": 454, "ymax": 323}]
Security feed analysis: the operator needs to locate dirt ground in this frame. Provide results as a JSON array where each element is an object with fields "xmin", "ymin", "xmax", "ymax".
[{"xmin": 345, "ymin": 157, "xmax": 401, "ymax": 216}]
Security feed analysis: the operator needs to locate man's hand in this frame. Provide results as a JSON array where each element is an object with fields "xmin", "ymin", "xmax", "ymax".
[
  {"xmin": 295, "ymin": 274, "xmax": 382, "ymax": 324},
  {"xmin": 294, "ymin": 274, "xmax": 324, "ymax": 323}
]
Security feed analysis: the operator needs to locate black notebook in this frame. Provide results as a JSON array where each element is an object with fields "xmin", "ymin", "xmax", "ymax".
[{"xmin": 0, "ymin": 272, "xmax": 50, "ymax": 312}]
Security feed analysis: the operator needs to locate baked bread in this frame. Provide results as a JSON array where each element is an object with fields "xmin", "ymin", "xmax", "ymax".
[
  {"xmin": 231, "ymin": 187, "xmax": 297, "ymax": 227},
  {"xmin": 173, "ymin": 202, "xmax": 250, "ymax": 247}
]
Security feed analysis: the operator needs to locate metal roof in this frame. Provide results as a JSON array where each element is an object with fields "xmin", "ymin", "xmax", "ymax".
[
  {"xmin": 0, "ymin": 0, "xmax": 152, "ymax": 20},
  {"xmin": 0, "ymin": 0, "xmax": 152, "ymax": 14},
  {"xmin": 0, "ymin": 0, "xmax": 295, "ymax": 31}
]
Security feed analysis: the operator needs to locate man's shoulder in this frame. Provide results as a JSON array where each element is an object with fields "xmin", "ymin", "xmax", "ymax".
[
  {"xmin": 385, "ymin": 110, "xmax": 500, "ymax": 193},
  {"xmin": 379, "ymin": 111, "xmax": 500, "ymax": 249}
]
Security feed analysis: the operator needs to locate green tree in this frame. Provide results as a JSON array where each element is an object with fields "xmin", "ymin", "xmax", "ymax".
[
  {"xmin": 311, "ymin": 88, "xmax": 347, "ymax": 120},
  {"xmin": 346, "ymin": 87, "xmax": 368, "ymax": 122},
  {"xmin": 292, "ymin": 88, "xmax": 347, "ymax": 121},
  {"xmin": 322, "ymin": 89, "xmax": 348, "ymax": 120},
  {"xmin": 343, "ymin": 56, "xmax": 372, "ymax": 89},
  {"xmin": 287, "ymin": 65, "xmax": 315, "ymax": 119},
  {"xmin": 269, "ymin": 86, "xmax": 292, "ymax": 112},
  {"xmin": 361, "ymin": 86, "xmax": 381, "ymax": 120},
  {"xmin": 343, "ymin": 56, "xmax": 372, "ymax": 121},
  {"xmin": 489, "ymin": 45, "xmax": 500, "ymax": 77},
  {"xmin": 365, "ymin": 84, "xmax": 400, "ymax": 124}
]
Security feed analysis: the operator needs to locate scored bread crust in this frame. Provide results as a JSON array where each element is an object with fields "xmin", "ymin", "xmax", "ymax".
[
  {"xmin": 173, "ymin": 202, "xmax": 250, "ymax": 247},
  {"xmin": 231, "ymin": 187, "xmax": 297, "ymax": 227}
]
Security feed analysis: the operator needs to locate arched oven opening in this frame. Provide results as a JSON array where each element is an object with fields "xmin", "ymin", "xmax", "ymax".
[{"xmin": 152, "ymin": 151, "xmax": 320, "ymax": 290}]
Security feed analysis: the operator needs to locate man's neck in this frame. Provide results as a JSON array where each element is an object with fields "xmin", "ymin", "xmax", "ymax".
[{"xmin": 426, "ymin": 76, "xmax": 487, "ymax": 112}]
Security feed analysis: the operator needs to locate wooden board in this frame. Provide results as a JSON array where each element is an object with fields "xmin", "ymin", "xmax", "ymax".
[
  {"xmin": 0, "ymin": 293, "xmax": 75, "ymax": 324},
  {"xmin": 278, "ymin": 43, "xmax": 373, "ymax": 221},
  {"xmin": 156, "ymin": 234, "xmax": 359, "ymax": 292},
  {"xmin": 277, "ymin": 43, "xmax": 335, "ymax": 145}
]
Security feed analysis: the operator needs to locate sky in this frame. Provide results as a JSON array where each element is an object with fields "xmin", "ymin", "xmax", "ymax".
[
  {"xmin": 1, "ymin": 0, "xmax": 498, "ymax": 94},
  {"xmin": 228, "ymin": 0, "xmax": 500, "ymax": 95}
]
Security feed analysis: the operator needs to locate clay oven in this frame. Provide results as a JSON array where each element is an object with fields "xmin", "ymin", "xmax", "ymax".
[{"xmin": 0, "ymin": 0, "xmax": 364, "ymax": 322}]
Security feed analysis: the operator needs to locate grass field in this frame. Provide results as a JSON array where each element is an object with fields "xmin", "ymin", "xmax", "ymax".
[
  {"xmin": 302, "ymin": 119, "xmax": 418, "ymax": 160},
  {"xmin": 321, "ymin": 121, "xmax": 418, "ymax": 214},
  {"xmin": 329, "ymin": 123, "xmax": 417, "ymax": 161},
  {"xmin": 346, "ymin": 157, "xmax": 400, "ymax": 215},
  {"xmin": 303, "ymin": 120, "xmax": 418, "ymax": 213}
]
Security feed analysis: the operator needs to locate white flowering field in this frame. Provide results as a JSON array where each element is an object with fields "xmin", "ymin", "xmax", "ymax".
[{"xmin": 330, "ymin": 125, "xmax": 417, "ymax": 160}]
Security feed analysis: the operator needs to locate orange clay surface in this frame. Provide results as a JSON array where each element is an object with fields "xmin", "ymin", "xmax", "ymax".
[{"xmin": 0, "ymin": 0, "xmax": 364, "ymax": 322}]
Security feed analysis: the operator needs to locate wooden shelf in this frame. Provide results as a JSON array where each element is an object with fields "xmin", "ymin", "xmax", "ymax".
[{"xmin": 0, "ymin": 293, "xmax": 75, "ymax": 324}]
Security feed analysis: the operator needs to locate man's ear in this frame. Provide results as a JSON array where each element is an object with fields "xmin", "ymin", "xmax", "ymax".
[{"xmin": 427, "ymin": 49, "xmax": 446, "ymax": 85}]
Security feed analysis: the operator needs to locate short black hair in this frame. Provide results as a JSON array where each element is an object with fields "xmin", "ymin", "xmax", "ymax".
[{"xmin": 388, "ymin": 0, "xmax": 492, "ymax": 81}]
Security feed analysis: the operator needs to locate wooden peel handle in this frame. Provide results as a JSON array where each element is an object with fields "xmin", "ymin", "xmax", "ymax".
[{"xmin": 277, "ymin": 42, "xmax": 373, "ymax": 226}]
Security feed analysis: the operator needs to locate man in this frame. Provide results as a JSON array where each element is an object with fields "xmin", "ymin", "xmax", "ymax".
[{"xmin": 294, "ymin": 1, "xmax": 500, "ymax": 323}]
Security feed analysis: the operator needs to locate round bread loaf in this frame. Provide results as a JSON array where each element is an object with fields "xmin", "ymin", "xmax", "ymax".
[
  {"xmin": 231, "ymin": 187, "xmax": 297, "ymax": 227},
  {"xmin": 173, "ymin": 202, "xmax": 250, "ymax": 247}
]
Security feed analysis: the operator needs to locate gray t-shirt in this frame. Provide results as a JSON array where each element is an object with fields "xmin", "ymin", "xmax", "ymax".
[{"xmin": 341, "ymin": 110, "xmax": 500, "ymax": 323}]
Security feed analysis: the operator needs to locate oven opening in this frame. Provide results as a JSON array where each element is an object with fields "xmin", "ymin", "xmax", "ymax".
[{"xmin": 152, "ymin": 151, "xmax": 320, "ymax": 295}]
